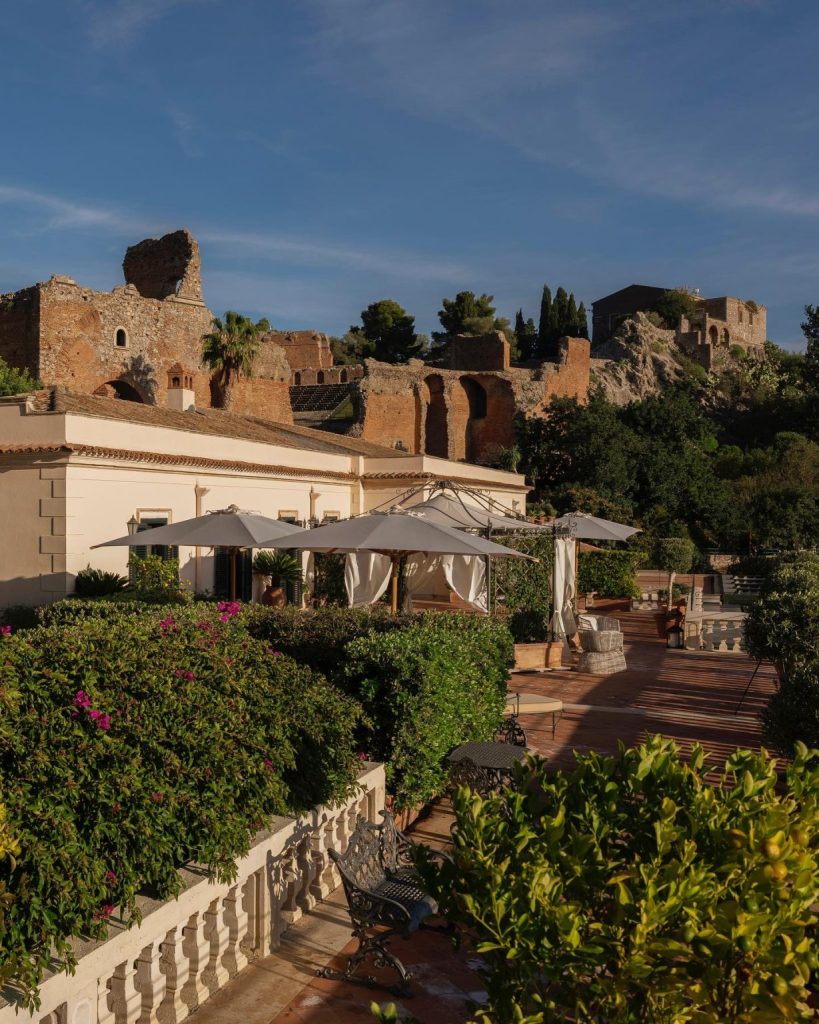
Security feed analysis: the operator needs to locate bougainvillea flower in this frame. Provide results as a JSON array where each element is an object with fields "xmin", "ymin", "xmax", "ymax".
[
  {"xmin": 74, "ymin": 690, "xmax": 91, "ymax": 709},
  {"xmin": 88, "ymin": 709, "xmax": 102, "ymax": 722},
  {"xmin": 263, "ymin": 758, "xmax": 274, "ymax": 770},
  {"xmin": 159, "ymin": 616, "xmax": 176, "ymax": 631},
  {"xmin": 105, "ymin": 869, "xmax": 117, "ymax": 885},
  {"xmin": 0, "ymin": 625, "xmax": 11, "ymax": 636},
  {"xmin": 97, "ymin": 904, "xmax": 115, "ymax": 919},
  {"xmin": 97, "ymin": 713, "xmax": 112, "ymax": 731},
  {"xmin": 272, "ymin": 650, "xmax": 283, "ymax": 658}
]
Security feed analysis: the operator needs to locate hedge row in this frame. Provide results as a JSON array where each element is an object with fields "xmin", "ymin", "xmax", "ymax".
[
  {"xmin": 577, "ymin": 549, "xmax": 643, "ymax": 599},
  {"xmin": 0, "ymin": 610, "xmax": 360, "ymax": 1004}
]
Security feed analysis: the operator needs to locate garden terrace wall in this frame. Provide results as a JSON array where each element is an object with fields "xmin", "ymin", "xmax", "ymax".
[{"xmin": 0, "ymin": 763, "xmax": 385, "ymax": 1024}]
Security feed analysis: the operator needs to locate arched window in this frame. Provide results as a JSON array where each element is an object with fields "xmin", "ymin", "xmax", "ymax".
[
  {"xmin": 294, "ymin": 371, "xmax": 301, "ymax": 385},
  {"xmin": 317, "ymin": 370, "xmax": 325, "ymax": 384},
  {"xmin": 708, "ymin": 325, "xmax": 719, "ymax": 345},
  {"xmin": 461, "ymin": 377, "xmax": 487, "ymax": 419},
  {"xmin": 171, "ymin": 376, "xmax": 180, "ymax": 388},
  {"xmin": 339, "ymin": 369, "xmax": 348, "ymax": 383},
  {"xmin": 738, "ymin": 308, "xmax": 744, "ymax": 324},
  {"xmin": 722, "ymin": 328, "xmax": 730, "ymax": 345},
  {"xmin": 115, "ymin": 328, "xmax": 127, "ymax": 348}
]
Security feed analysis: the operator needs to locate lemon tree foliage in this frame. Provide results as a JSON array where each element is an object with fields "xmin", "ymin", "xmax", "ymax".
[{"xmin": 420, "ymin": 737, "xmax": 819, "ymax": 1023}]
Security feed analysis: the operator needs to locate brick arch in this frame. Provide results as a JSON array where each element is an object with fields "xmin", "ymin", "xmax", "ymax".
[
  {"xmin": 722, "ymin": 327, "xmax": 730, "ymax": 345},
  {"xmin": 423, "ymin": 374, "xmax": 448, "ymax": 458},
  {"xmin": 94, "ymin": 378, "xmax": 146, "ymax": 403},
  {"xmin": 708, "ymin": 325, "xmax": 719, "ymax": 345}
]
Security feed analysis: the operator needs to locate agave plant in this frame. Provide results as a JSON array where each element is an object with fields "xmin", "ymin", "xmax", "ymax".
[
  {"xmin": 252, "ymin": 550, "xmax": 303, "ymax": 587},
  {"xmin": 74, "ymin": 567, "xmax": 129, "ymax": 597}
]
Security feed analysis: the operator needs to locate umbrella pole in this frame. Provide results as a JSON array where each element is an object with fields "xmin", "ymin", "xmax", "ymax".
[
  {"xmin": 229, "ymin": 547, "xmax": 237, "ymax": 602},
  {"xmin": 390, "ymin": 555, "xmax": 400, "ymax": 615}
]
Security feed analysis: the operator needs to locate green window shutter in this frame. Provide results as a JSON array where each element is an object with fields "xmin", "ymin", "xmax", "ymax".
[{"xmin": 214, "ymin": 548, "xmax": 230, "ymax": 600}]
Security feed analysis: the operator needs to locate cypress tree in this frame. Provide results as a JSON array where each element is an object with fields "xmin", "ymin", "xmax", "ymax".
[
  {"xmin": 577, "ymin": 302, "xmax": 589, "ymax": 339},
  {"xmin": 566, "ymin": 293, "xmax": 579, "ymax": 336},
  {"xmin": 538, "ymin": 286, "xmax": 552, "ymax": 355}
]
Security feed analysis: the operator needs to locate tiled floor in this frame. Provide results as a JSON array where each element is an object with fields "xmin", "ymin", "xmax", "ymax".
[{"xmin": 197, "ymin": 605, "xmax": 778, "ymax": 1024}]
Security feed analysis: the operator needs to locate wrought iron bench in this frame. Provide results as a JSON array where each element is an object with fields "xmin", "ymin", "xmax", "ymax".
[{"xmin": 318, "ymin": 810, "xmax": 446, "ymax": 995}]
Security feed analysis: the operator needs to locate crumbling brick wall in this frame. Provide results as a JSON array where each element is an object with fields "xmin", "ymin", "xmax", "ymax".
[
  {"xmin": 122, "ymin": 229, "xmax": 204, "ymax": 302},
  {"xmin": 0, "ymin": 286, "xmax": 40, "ymax": 376},
  {"xmin": 223, "ymin": 377, "xmax": 294, "ymax": 424},
  {"xmin": 265, "ymin": 330, "xmax": 333, "ymax": 371},
  {"xmin": 447, "ymin": 331, "xmax": 510, "ymax": 371},
  {"xmin": 350, "ymin": 337, "xmax": 591, "ymax": 463}
]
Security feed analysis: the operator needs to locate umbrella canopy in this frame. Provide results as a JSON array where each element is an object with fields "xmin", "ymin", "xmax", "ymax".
[
  {"xmin": 93, "ymin": 505, "xmax": 305, "ymax": 550},
  {"xmin": 554, "ymin": 512, "xmax": 640, "ymax": 542},
  {"xmin": 409, "ymin": 492, "xmax": 546, "ymax": 533},
  {"xmin": 258, "ymin": 509, "xmax": 532, "ymax": 612},
  {"xmin": 93, "ymin": 505, "xmax": 305, "ymax": 602}
]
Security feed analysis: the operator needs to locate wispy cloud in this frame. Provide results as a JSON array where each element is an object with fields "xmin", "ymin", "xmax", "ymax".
[
  {"xmin": 83, "ymin": 0, "xmax": 212, "ymax": 47},
  {"xmin": 168, "ymin": 105, "xmax": 200, "ymax": 158},
  {"xmin": 305, "ymin": 0, "xmax": 819, "ymax": 219},
  {"xmin": 0, "ymin": 185, "xmax": 153, "ymax": 234}
]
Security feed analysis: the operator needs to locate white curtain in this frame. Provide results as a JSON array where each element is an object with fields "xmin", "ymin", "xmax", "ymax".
[
  {"xmin": 344, "ymin": 552, "xmax": 393, "ymax": 607},
  {"xmin": 402, "ymin": 556, "xmax": 443, "ymax": 611},
  {"xmin": 551, "ymin": 537, "xmax": 577, "ymax": 641},
  {"xmin": 442, "ymin": 555, "xmax": 488, "ymax": 612}
]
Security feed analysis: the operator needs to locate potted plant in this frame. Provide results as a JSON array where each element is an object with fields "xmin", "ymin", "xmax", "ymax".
[
  {"xmin": 509, "ymin": 610, "xmax": 563, "ymax": 670},
  {"xmin": 252, "ymin": 550, "xmax": 303, "ymax": 607},
  {"xmin": 653, "ymin": 538, "xmax": 695, "ymax": 637}
]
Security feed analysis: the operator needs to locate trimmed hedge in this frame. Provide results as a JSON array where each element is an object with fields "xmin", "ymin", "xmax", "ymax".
[
  {"xmin": 340, "ymin": 612, "xmax": 513, "ymax": 809},
  {"xmin": 0, "ymin": 610, "xmax": 360, "ymax": 1005}
]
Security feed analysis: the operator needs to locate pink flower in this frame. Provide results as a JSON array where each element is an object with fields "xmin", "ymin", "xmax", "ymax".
[
  {"xmin": 217, "ymin": 601, "xmax": 241, "ymax": 619},
  {"xmin": 96, "ymin": 903, "xmax": 115, "ymax": 920},
  {"xmin": 272, "ymin": 650, "xmax": 282, "ymax": 658},
  {"xmin": 173, "ymin": 669, "xmax": 195, "ymax": 680},
  {"xmin": 88, "ymin": 708, "xmax": 102, "ymax": 722},
  {"xmin": 97, "ymin": 713, "xmax": 112, "ymax": 731},
  {"xmin": 74, "ymin": 690, "xmax": 91, "ymax": 709},
  {"xmin": 357, "ymin": 752, "xmax": 368, "ymax": 761},
  {"xmin": 0, "ymin": 625, "xmax": 11, "ymax": 636},
  {"xmin": 105, "ymin": 869, "xmax": 117, "ymax": 885},
  {"xmin": 70, "ymin": 709, "xmax": 79, "ymax": 720},
  {"xmin": 151, "ymin": 792, "xmax": 163, "ymax": 803},
  {"xmin": 263, "ymin": 758, "xmax": 274, "ymax": 770},
  {"xmin": 219, "ymin": 614, "xmax": 230, "ymax": 623},
  {"xmin": 159, "ymin": 616, "xmax": 176, "ymax": 632}
]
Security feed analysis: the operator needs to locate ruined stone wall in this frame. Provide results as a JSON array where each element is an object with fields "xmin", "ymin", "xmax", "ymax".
[
  {"xmin": 0, "ymin": 286, "xmax": 40, "ymax": 376},
  {"xmin": 678, "ymin": 296, "xmax": 767, "ymax": 367},
  {"xmin": 291, "ymin": 365, "xmax": 363, "ymax": 385},
  {"xmin": 447, "ymin": 331, "xmax": 510, "ymax": 371},
  {"xmin": 265, "ymin": 330, "xmax": 332, "ymax": 371},
  {"xmin": 35, "ymin": 277, "xmax": 214, "ymax": 407},
  {"xmin": 122, "ymin": 229, "xmax": 204, "ymax": 302},
  {"xmin": 352, "ymin": 337, "xmax": 590, "ymax": 463},
  {"xmin": 223, "ymin": 377, "xmax": 294, "ymax": 424}
]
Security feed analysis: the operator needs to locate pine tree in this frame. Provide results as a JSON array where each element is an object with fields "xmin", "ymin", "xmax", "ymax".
[
  {"xmin": 514, "ymin": 309, "xmax": 537, "ymax": 362},
  {"xmin": 538, "ymin": 286, "xmax": 552, "ymax": 355},
  {"xmin": 577, "ymin": 302, "xmax": 589, "ymax": 340}
]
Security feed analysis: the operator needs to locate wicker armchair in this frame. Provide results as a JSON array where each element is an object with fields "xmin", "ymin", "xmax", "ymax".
[{"xmin": 576, "ymin": 615, "xmax": 626, "ymax": 673}]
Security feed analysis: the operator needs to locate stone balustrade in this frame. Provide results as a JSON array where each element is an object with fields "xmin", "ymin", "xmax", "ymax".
[
  {"xmin": 1, "ymin": 763, "xmax": 385, "ymax": 1024},
  {"xmin": 684, "ymin": 614, "xmax": 747, "ymax": 653}
]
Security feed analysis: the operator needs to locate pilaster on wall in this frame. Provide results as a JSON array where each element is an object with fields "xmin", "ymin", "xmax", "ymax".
[{"xmin": 38, "ymin": 466, "xmax": 69, "ymax": 594}]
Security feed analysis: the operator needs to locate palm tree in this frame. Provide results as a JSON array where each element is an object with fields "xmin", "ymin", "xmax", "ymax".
[{"xmin": 201, "ymin": 311, "xmax": 269, "ymax": 407}]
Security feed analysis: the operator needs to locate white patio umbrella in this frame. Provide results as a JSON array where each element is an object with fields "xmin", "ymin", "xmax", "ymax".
[
  {"xmin": 554, "ymin": 511, "xmax": 640, "ymax": 542},
  {"xmin": 94, "ymin": 505, "xmax": 305, "ymax": 600},
  {"xmin": 410, "ymin": 491, "xmax": 547, "ymax": 533},
  {"xmin": 258, "ymin": 509, "xmax": 533, "ymax": 613}
]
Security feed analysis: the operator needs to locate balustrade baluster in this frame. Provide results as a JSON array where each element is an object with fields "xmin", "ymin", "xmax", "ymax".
[
  {"xmin": 222, "ymin": 883, "xmax": 250, "ymax": 975},
  {"xmin": 202, "ymin": 898, "xmax": 230, "ymax": 990},
  {"xmin": 157, "ymin": 925, "xmax": 189, "ymax": 1024},
  {"xmin": 109, "ymin": 961, "xmax": 142, "ymax": 1024},
  {"xmin": 180, "ymin": 912, "xmax": 210, "ymax": 1011},
  {"xmin": 135, "ymin": 943, "xmax": 166, "ymax": 1024}
]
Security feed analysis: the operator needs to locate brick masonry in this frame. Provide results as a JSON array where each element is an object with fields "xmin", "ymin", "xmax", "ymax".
[
  {"xmin": 0, "ymin": 230, "xmax": 292, "ymax": 421},
  {"xmin": 350, "ymin": 335, "xmax": 591, "ymax": 462}
]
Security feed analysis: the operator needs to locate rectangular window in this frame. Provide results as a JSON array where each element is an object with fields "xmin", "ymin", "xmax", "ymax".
[{"xmin": 129, "ymin": 516, "xmax": 178, "ymax": 582}]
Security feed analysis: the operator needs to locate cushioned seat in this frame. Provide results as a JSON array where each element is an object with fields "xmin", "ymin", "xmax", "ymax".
[{"xmin": 373, "ymin": 877, "xmax": 439, "ymax": 933}]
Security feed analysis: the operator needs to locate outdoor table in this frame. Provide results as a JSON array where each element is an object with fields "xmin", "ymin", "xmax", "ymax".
[
  {"xmin": 447, "ymin": 740, "xmax": 527, "ymax": 794},
  {"xmin": 503, "ymin": 691, "xmax": 563, "ymax": 741}
]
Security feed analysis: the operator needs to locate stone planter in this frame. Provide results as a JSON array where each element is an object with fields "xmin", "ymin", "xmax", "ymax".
[{"xmin": 545, "ymin": 640, "xmax": 564, "ymax": 669}]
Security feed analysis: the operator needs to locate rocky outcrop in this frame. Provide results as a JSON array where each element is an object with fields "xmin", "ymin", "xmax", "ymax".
[{"xmin": 590, "ymin": 313, "xmax": 686, "ymax": 404}]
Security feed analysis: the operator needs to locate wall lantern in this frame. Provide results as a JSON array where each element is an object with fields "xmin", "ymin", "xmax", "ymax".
[{"xmin": 126, "ymin": 514, "xmax": 140, "ymax": 536}]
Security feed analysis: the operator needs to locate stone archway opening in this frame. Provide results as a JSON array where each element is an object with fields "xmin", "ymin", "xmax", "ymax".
[
  {"xmin": 722, "ymin": 327, "xmax": 730, "ymax": 345},
  {"xmin": 423, "ymin": 375, "xmax": 448, "ymax": 457},
  {"xmin": 708, "ymin": 325, "xmax": 719, "ymax": 345},
  {"xmin": 460, "ymin": 376, "xmax": 488, "ymax": 462},
  {"xmin": 95, "ymin": 379, "xmax": 145, "ymax": 403}
]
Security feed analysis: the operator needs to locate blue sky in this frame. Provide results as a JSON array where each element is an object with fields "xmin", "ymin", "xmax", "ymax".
[{"xmin": 1, "ymin": 1, "xmax": 818, "ymax": 348}]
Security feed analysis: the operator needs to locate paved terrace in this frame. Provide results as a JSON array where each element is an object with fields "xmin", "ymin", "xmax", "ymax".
[{"xmin": 193, "ymin": 604, "xmax": 778, "ymax": 1023}]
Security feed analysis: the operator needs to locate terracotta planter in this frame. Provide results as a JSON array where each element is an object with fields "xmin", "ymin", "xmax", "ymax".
[
  {"xmin": 654, "ymin": 612, "xmax": 668, "ymax": 638},
  {"xmin": 261, "ymin": 583, "xmax": 286, "ymax": 607},
  {"xmin": 384, "ymin": 795, "xmax": 427, "ymax": 831},
  {"xmin": 514, "ymin": 642, "xmax": 547, "ymax": 671},
  {"xmin": 545, "ymin": 640, "xmax": 564, "ymax": 669}
]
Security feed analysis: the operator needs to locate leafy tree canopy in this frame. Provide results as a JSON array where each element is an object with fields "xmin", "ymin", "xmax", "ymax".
[
  {"xmin": 653, "ymin": 288, "xmax": 699, "ymax": 329},
  {"xmin": 0, "ymin": 358, "xmax": 40, "ymax": 397},
  {"xmin": 437, "ymin": 291, "xmax": 496, "ymax": 335},
  {"xmin": 354, "ymin": 298, "xmax": 425, "ymax": 364}
]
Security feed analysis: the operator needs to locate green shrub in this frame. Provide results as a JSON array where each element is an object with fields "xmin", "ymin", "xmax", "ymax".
[
  {"xmin": 420, "ymin": 736, "xmax": 819, "ymax": 1023},
  {"xmin": 37, "ymin": 598, "xmax": 164, "ymax": 628},
  {"xmin": 74, "ymin": 567, "xmax": 129, "ymax": 597},
  {"xmin": 128, "ymin": 553, "xmax": 190, "ymax": 604},
  {"xmin": 507, "ymin": 608, "xmax": 550, "ymax": 643},
  {"xmin": 745, "ymin": 553, "xmax": 819, "ymax": 679},
  {"xmin": 341, "ymin": 612, "xmax": 512, "ymax": 809},
  {"xmin": 493, "ymin": 533, "xmax": 553, "ymax": 631},
  {"xmin": 251, "ymin": 550, "xmax": 302, "ymax": 585},
  {"xmin": 577, "ymin": 549, "xmax": 643, "ymax": 598},
  {"xmin": 726, "ymin": 554, "xmax": 777, "ymax": 579},
  {"xmin": 0, "ymin": 612, "xmax": 359, "ymax": 1005},
  {"xmin": 310, "ymin": 553, "xmax": 347, "ymax": 606},
  {"xmin": 0, "ymin": 606, "xmax": 39, "ymax": 631}
]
